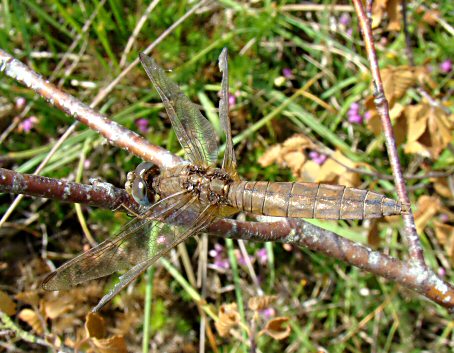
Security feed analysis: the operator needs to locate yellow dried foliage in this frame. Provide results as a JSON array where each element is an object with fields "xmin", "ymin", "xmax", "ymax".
[
  {"xmin": 371, "ymin": 0, "xmax": 402, "ymax": 31},
  {"xmin": 248, "ymin": 295, "xmax": 277, "ymax": 311},
  {"xmin": 381, "ymin": 66, "xmax": 418, "ymax": 106},
  {"xmin": 15, "ymin": 291, "xmax": 40, "ymax": 307},
  {"xmin": 404, "ymin": 104, "xmax": 453, "ymax": 159},
  {"xmin": 434, "ymin": 222, "xmax": 454, "ymax": 261},
  {"xmin": 85, "ymin": 312, "xmax": 127, "ymax": 353},
  {"xmin": 0, "ymin": 290, "xmax": 16, "ymax": 316},
  {"xmin": 18, "ymin": 307, "xmax": 45, "ymax": 335},
  {"xmin": 259, "ymin": 317, "xmax": 291, "ymax": 341},
  {"xmin": 414, "ymin": 196, "xmax": 442, "ymax": 234},
  {"xmin": 259, "ymin": 134, "xmax": 365, "ymax": 187},
  {"xmin": 214, "ymin": 303, "xmax": 240, "ymax": 338}
]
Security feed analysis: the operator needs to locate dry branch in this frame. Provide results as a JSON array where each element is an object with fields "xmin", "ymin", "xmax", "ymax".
[
  {"xmin": 352, "ymin": 0, "xmax": 426, "ymax": 267},
  {"xmin": 1, "ymin": 47, "xmax": 453, "ymax": 310}
]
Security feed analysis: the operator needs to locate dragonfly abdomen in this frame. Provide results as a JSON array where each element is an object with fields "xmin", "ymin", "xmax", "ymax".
[{"xmin": 227, "ymin": 181, "xmax": 402, "ymax": 220}]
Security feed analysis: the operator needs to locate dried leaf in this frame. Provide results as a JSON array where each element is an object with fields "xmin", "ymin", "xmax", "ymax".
[
  {"xmin": 433, "ymin": 178, "xmax": 453, "ymax": 199},
  {"xmin": 434, "ymin": 222, "xmax": 454, "ymax": 262},
  {"xmin": 15, "ymin": 291, "xmax": 39, "ymax": 307},
  {"xmin": 45, "ymin": 296, "xmax": 75, "ymax": 319},
  {"xmin": 214, "ymin": 303, "xmax": 240, "ymax": 338},
  {"xmin": 371, "ymin": 0, "xmax": 402, "ymax": 31},
  {"xmin": 414, "ymin": 196, "xmax": 442, "ymax": 233},
  {"xmin": 259, "ymin": 317, "xmax": 291, "ymax": 340},
  {"xmin": 371, "ymin": 0, "xmax": 388, "ymax": 29},
  {"xmin": 85, "ymin": 312, "xmax": 107, "ymax": 339},
  {"xmin": 404, "ymin": 104, "xmax": 453, "ymax": 159},
  {"xmin": 381, "ymin": 66, "xmax": 417, "ymax": 106},
  {"xmin": 92, "ymin": 335, "xmax": 128, "ymax": 353},
  {"xmin": 258, "ymin": 144, "xmax": 281, "ymax": 167},
  {"xmin": 0, "ymin": 290, "xmax": 16, "ymax": 316},
  {"xmin": 386, "ymin": 0, "xmax": 402, "ymax": 31},
  {"xmin": 248, "ymin": 295, "xmax": 277, "ymax": 311},
  {"xmin": 18, "ymin": 308, "xmax": 45, "ymax": 334}
]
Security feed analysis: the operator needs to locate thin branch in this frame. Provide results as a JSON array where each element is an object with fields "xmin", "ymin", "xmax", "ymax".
[
  {"xmin": 352, "ymin": 0, "xmax": 426, "ymax": 267},
  {"xmin": 0, "ymin": 168, "xmax": 140, "ymax": 215},
  {"xmin": 0, "ymin": 1, "xmax": 204, "ymax": 227},
  {"xmin": 0, "ymin": 49, "xmax": 181, "ymax": 169},
  {"xmin": 1, "ymin": 26, "xmax": 453, "ymax": 309},
  {"xmin": 1, "ymin": 167, "xmax": 453, "ymax": 309}
]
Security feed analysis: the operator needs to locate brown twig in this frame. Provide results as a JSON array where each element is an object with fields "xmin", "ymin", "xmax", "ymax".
[
  {"xmin": 1, "ymin": 167, "xmax": 453, "ymax": 309},
  {"xmin": 1, "ymin": 42, "xmax": 453, "ymax": 309},
  {"xmin": 0, "ymin": 49, "xmax": 181, "ymax": 169},
  {"xmin": 352, "ymin": 0, "xmax": 426, "ymax": 267},
  {"xmin": 0, "ymin": 168, "xmax": 140, "ymax": 214}
]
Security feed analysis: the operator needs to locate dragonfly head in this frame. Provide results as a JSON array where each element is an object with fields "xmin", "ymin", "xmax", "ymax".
[{"xmin": 126, "ymin": 162, "xmax": 159, "ymax": 206}]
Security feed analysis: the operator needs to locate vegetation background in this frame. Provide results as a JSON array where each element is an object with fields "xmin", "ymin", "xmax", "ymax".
[{"xmin": 0, "ymin": 1, "xmax": 453, "ymax": 352}]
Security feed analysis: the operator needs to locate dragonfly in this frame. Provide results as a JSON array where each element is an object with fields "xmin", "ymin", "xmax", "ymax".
[{"xmin": 42, "ymin": 48, "xmax": 405, "ymax": 311}]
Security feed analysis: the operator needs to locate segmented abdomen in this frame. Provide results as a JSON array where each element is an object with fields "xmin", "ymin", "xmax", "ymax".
[{"xmin": 227, "ymin": 181, "xmax": 402, "ymax": 220}]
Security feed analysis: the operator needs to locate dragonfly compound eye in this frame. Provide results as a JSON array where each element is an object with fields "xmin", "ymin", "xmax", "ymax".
[{"xmin": 131, "ymin": 162, "xmax": 155, "ymax": 206}]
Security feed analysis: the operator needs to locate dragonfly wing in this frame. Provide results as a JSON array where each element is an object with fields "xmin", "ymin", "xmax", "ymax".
[
  {"xmin": 93, "ymin": 203, "xmax": 219, "ymax": 311},
  {"xmin": 139, "ymin": 53, "xmax": 218, "ymax": 167},
  {"xmin": 218, "ymin": 48, "xmax": 238, "ymax": 177},
  {"xmin": 42, "ymin": 190, "xmax": 193, "ymax": 291}
]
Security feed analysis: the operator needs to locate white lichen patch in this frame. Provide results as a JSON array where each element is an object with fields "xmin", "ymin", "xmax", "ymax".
[{"xmin": 368, "ymin": 251, "xmax": 380, "ymax": 267}]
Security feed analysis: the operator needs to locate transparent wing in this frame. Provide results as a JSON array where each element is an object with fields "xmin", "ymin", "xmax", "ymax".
[
  {"xmin": 92, "ymin": 203, "xmax": 219, "ymax": 311},
  {"xmin": 218, "ymin": 48, "xmax": 238, "ymax": 177},
  {"xmin": 42, "ymin": 190, "xmax": 194, "ymax": 291},
  {"xmin": 139, "ymin": 53, "xmax": 218, "ymax": 167}
]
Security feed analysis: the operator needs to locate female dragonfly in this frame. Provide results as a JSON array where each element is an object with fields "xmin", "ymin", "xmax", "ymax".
[{"xmin": 43, "ymin": 48, "xmax": 404, "ymax": 311}]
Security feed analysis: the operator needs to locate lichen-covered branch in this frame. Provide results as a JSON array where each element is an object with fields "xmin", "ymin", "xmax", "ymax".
[
  {"xmin": 0, "ymin": 168, "xmax": 141, "ymax": 214},
  {"xmin": 351, "ymin": 0, "xmax": 426, "ymax": 267},
  {"xmin": 1, "ymin": 167, "xmax": 453, "ymax": 309}
]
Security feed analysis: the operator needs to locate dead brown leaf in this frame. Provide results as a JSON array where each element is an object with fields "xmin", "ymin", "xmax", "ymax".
[
  {"xmin": 433, "ymin": 178, "xmax": 454, "ymax": 199},
  {"xmin": 371, "ymin": 0, "xmax": 402, "ymax": 31},
  {"xmin": 15, "ymin": 291, "xmax": 40, "ymax": 307},
  {"xmin": 259, "ymin": 317, "xmax": 291, "ymax": 340},
  {"xmin": 85, "ymin": 312, "xmax": 107, "ymax": 339},
  {"xmin": 404, "ymin": 104, "xmax": 453, "ymax": 159},
  {"xmin": 0, "ymin": 290, "xmax": 16, "ymax": 316},
  {"xmin": 91, "ymin": 335, "xmax": 128, "ymax": 353},
  {"xmin": 18, "ymin": 308, "xmax": 45, "ymax": 334},
  {"xmin": 414, "ymin": 195, "xmax": 442, "ymax": 233},
  {"xmin": 214, "ymin": 303, "xmax": 240, "ymax": 338},
  {"xmin": 248, "ymin": 295, "xmax": 277, "ymax": 311},
  {"xmin": 434, "ymin": 222, "xmax": 454, "ymax": 261},
  {"xmin": 84, "ymin": 312, "xmax": 128, "ymax": 353},
  {"xmin": 381, "ymin": 66, "xmax": 417, "ymax": 106}
]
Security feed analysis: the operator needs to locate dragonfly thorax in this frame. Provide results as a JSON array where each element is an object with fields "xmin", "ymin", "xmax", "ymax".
[{"xmin": 153, "ymin": 164, "xmax": 234, "ymax": 206}]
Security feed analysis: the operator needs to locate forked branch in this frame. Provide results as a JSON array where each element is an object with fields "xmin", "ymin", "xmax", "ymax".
[{"xmin": 0, "ymin": 48, "xmax": 452, "ymax": 309}]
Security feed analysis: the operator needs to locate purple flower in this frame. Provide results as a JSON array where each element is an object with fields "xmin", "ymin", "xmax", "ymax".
[
  {"xmin": 282, "ymin": 68, "xmax": 293, "ymax": 79},
  {"xmin": 18, "ymin": 116, "xmax": 38, "ymax": 133},
  {"xmin": 440, "ymin": 59, "xmax": 452, "ymax": 74},
  {"xmin": 438, "ymin": 267, "xmax": 446, "ymax": 278},
  {"xmin": 259, "ymin": 307, "xmax": 275, "ymax": 319},
  {"xmin": 15, "ymin": 97, "xmax": 26, "ymax": 110},
  {"xmin": 339, "ymin": 13, "xmax": 351, "ymax": 26},
  {"xmin": 347, "ymin": 103, "xmax": 364, "ymax": 124},
  {"xmin": 210, "ymin": 243, "xmax": 230, "ymax": 270},
  {"xmin": 256, "ymin": 248, "xmax": 268, "ymax": 265},
  {"xmin": 236, "ymin": 250, "xmax": 253, "ymax": 267},
  {"xmin": 228, "ymin": 93, "xmax": 236, "ymax": 106},
  {"xmin": 135, "ymin": 118, "xmax": 149, "ymax": 133},
  {"xmin": 308, "ymin": 151, "xmax": 327, "ymax": 165}
]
